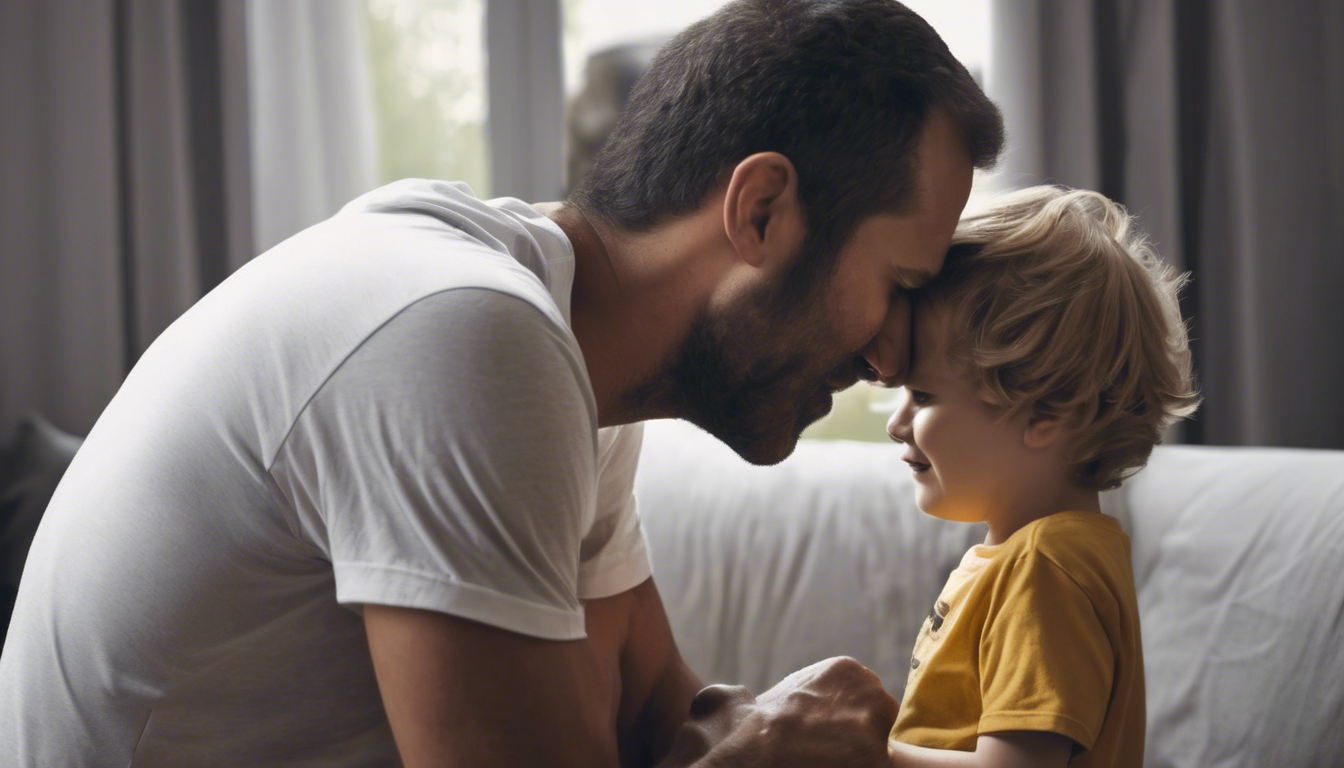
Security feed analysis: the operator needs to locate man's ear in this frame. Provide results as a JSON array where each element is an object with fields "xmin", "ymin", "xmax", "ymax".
[
  {"xmin": 722, "ymin": 152, "xmax": 804, "ymax": 268},
  {"xmin": 1023, "ymin": 414, "xmax": 1065, "ymax": 450}
]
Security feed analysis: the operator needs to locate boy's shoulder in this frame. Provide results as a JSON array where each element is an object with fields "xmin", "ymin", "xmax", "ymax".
[{"xmin": 996, "ymin": 511, "xmax": 1134, "ymax": 592}]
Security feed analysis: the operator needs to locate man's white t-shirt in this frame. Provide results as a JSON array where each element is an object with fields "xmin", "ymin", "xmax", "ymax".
[{"xmin": 0, "ymin": 180, "xmax": 653, "ymax": 766}]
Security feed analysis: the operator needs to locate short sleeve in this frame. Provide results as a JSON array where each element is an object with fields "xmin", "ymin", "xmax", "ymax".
[
  {"xmin": 978, "ymin": 551, "xmax": 1115, "ymax": 750},
  {"xmin": 577, "ymin": 423, "xmax": 652, "ymax": 599},
  {"xmin": 268, "ymin": 288, "xmax": 600, "ymax": 640}
]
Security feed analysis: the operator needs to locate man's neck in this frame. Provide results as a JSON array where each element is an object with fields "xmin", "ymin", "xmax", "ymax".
[{"xmin": 534, "ymin": 202, "xmax": 726, "ymax": 428}]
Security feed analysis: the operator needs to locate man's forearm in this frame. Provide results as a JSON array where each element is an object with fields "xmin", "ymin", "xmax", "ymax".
[
  {"xmin": 610, "ymin": 579, "xmax": 703, "ymax": 767},
  {"xmin": 609, "ymin": 581, "xmax": 902, "ymax": 768},
  {"xmin": 623, "ymin": 652, "xmax": 702, "ymax": 766}
]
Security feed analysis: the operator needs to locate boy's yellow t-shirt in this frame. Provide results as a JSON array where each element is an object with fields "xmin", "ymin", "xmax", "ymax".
[{"xmin": 890, "ymin": 511, "xmax": 1145, "ymax": 767}]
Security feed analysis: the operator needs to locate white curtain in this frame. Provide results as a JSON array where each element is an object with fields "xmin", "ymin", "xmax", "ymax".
[{"xmin": 246, "ymin": 0, "xmax": 380, "ymax": 252}]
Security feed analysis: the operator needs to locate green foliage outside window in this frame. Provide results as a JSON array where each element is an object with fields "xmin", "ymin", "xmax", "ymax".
[
  {"xmin": 362, "ymin": 0, "xmax": 491, "ymax": 195},
  {"xmin": 802, "ymin": 384, "xmax": 900, "ymax": 443}
]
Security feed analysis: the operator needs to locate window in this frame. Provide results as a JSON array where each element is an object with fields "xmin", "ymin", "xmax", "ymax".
[
  {"xmin": 363, "ymin": 0, "xmax": 491, "ymax": 196},
  {"xmin": 561, "ymin": 0, "xmax": 730, "ymax": 96}
]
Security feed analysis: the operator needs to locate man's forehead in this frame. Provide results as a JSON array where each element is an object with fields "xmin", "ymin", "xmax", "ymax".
[
  {"xmin": 904, "ymin": 109, "xmax": 975, "ymax": 276},
  {"xmin": 878, "ymin": 188, "xmax": 969, "ymax": 284},
  {"xmin": 858, "ymin": 210, "xmax": 952, "ymax": 279}
]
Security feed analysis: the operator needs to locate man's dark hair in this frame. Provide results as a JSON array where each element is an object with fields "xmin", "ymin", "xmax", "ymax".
[{"xmin": 569, "ymin": 0, "xmax": 1004, "ymax": 301}]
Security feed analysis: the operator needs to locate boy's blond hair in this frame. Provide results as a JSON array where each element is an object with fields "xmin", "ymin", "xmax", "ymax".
[{"xmin": 922, "ymin": 185, "xmax": 1200, "ymax": 490}]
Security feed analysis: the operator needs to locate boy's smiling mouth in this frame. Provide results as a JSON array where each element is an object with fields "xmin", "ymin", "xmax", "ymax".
[{"xmin": 902, "ymin": 453, "xmax": 931, "ymax": 474}]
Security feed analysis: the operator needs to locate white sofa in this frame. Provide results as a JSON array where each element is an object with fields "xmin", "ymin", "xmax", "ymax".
[{"xmin": 635, "ymin": 419, "xmax": 1344, "ymax": 767}]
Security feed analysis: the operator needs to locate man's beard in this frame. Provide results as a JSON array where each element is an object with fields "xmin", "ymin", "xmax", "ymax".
[{"xmin": 627, "ymin": 265, "xmax": 862, "ymax": 465}]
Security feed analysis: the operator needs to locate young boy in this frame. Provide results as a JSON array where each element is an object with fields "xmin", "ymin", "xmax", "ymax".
[{"xmin": 885, "ymin": 186, "xmax": 1200, "ymax": 768}]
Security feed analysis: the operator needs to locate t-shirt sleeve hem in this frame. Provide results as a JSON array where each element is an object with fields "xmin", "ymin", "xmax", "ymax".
[
  {"xmin": 979, "ymin": 711, "xmax": 1096, "ymax": 749},
  {"xmin": 578, "ymin": 546, "xmax": 653, "ymax": 600},
  {"xmin": 334, "ymin": 562, "xmax": 586, "ymax": 641}
]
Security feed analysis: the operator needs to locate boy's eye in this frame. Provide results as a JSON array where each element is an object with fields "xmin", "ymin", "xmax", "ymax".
[{"xmin": 909, "ymin": 389, "xmax": 933, "ymax": 406}]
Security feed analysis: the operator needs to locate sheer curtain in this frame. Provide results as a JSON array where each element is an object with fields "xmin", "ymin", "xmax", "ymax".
[
  {"xmin": 246, "ymin": 0, "xmax": 380, "ymax": 253},
  {"xmin": 987, "ymin": 0, "xmax": 1344, "ymax": 449}
]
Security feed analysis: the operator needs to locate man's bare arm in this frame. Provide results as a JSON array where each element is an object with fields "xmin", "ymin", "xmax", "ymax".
[
  {"xmin": 603, "ymin": 578, "xmax": 906, "ymax": 768},
  {"xmin": 365, "ymin": 578, "xmax": 900, "ymax": 768},
  {"xmin": 364, "ymin": 578, "xmax": 700, "ymax": 768},
  {"xmin": 593, "ymin": 578, "xmax": 703, "ymax": 766},
  {"xmin": 365, "ymin": 604, "xmax": 622, "ymax": 767}
]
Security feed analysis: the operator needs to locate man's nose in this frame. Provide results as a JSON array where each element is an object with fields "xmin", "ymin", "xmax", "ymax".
[{"xmin": 860, "ymin": 294, "xmax": 912, "ymax": 387}]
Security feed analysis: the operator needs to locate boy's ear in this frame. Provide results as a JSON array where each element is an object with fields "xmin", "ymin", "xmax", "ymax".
[
  {"xmin": 1023, "ymin": 414, "xmax": 1064, "ymax": 450},
  {"xmin": 722, "ymin": 152, "xmax": 804, "ymax": 268}
]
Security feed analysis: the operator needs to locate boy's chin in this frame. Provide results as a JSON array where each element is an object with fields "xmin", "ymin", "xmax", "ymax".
[{"xmin": 917, "ymin": 494, "xmax": 987, "ymax": 525}]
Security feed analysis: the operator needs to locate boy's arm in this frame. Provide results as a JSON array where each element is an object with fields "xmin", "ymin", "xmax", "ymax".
[{"xmin": 888, "ymin": 731, "xmax": 1072, "ymax": 768}]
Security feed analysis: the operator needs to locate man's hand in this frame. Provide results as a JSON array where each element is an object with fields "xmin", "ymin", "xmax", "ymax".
[{"xmin": 658, "ymin": 657, "xmax": 900, "ymax": 768}]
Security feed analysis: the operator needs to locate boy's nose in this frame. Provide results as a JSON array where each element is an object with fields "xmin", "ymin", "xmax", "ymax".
[{"xmin": 886, "ymin": 395, "xmax": 913, "ymax": 444}]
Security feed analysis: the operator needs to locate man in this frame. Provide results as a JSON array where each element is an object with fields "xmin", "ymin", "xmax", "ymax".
[{"xmin": 0, "ymin": 1, "xmax": 1002, "ymax": 765}]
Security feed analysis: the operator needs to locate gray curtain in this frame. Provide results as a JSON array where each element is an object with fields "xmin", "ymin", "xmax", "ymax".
[
  {"xmin": 0, "ymin": 0, "xmax": 252, "ymax": 437},
  {"xmin": 990, "ymin": 0, "xmax": 1344, "ymax": 448},
  {"xmin": 486, "ymin": 0, "xmax": 564, "ymax": 202}
]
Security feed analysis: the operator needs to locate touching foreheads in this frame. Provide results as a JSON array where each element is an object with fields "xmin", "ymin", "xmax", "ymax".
[{"xmin": 569, "ymin": 0, "xmax": 1004, "ymax": 285}]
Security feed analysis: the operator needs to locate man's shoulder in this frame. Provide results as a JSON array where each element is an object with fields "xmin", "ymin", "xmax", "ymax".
[
  {"xmin": 346, "ymin": 180, "xmax": 573, "ymax": 271},
  {"xmin": 325, "ymin": 179, "xmax": 578, "ymax": 323}
]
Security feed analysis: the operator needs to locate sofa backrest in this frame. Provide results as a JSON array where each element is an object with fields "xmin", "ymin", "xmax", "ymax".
[
  {"xmin": 635, "ymin": 419, "xmax": 1344, "ymax": 767},
  {"xmin": 1103, "ymin": 445, "xmax": 1344, "ymax": 765}
]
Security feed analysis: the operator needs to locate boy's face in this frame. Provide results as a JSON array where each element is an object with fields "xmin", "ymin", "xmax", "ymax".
[{"xmin": 885, "ymin": 300, "xmax": 1037, "ymax": 523}]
